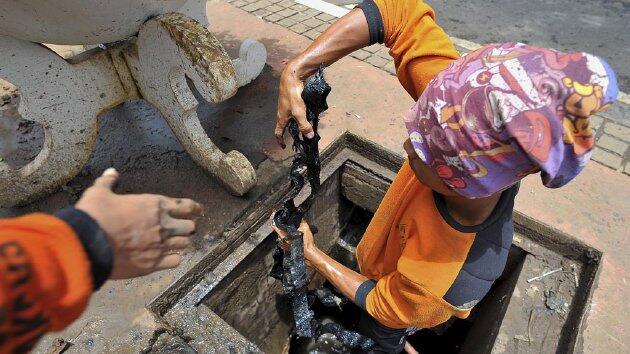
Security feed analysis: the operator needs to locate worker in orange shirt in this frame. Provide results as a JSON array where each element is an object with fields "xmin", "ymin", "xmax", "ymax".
[
  {"xmin": 272, "ymin": 0, "xmax": 618, "ymax": 352},
  {"xmin": 0, "ymin": 168, "xmax": 202, "ymax": 353}
]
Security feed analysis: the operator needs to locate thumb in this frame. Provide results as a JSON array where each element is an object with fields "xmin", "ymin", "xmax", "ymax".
[{"xmin": 93, "ymin": 167, "xmax": 119, "ymax": 190}]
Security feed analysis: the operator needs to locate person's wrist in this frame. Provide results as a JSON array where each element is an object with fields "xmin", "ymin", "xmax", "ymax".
[
  {"xmin": 287, "ymin": 56, "xmax": 316, "ymax": 80},
  {"xmin": 304, "ymin": 244, "xmax": 320, "ymax": 262}
]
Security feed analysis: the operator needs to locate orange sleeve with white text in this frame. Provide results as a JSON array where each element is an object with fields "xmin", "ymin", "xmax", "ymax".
[{"xmin": 0, "ymin": 214, "xmax": 92, "ymax": 353}]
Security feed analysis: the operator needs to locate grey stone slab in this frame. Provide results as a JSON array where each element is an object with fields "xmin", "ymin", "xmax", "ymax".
[
  {"xmin": 303, "ymin": 17, "xmax": 324, "ymax": 28},
  {"xmin": 365, "ymin": 55, "xmax": 390, "ymax": 68},
  {"xmin": 603, "ymin": 122, "xmax": 630, "ymax": 141},
  {"xmin": 597, "ymin": 135, "xmax": 628, "ymax": 155},
  {"xmin": 351, "ymin": 49, "xmax": 371, "ymax": 60},
  {"xmin": 289, "ymin": 23, "xmax": 309, "ymax": 34},
  {"xmin": 276, "ymin": 8, "xmax": 297, "ymax": 18},
  {"xmin": 304, "ymin": 29, "xmax": 322, "ymax": 40},
  {"xmin": 316, "ymin": 13, "xmax": 336, "ymax": 22},
  {"xmin": 597, "ymin": 102, "xmax": 630, "ymax": 126},
  {"xmin": 592, "ymin": 147, "xmax": 623, "ymax": 169},
  {"xmin": 277, "ymin": 17, "xmax": 296, "ymax": 26},
  {"xmin": 264, "ymin": 13, "xmax": 284, "ymax": 22}
]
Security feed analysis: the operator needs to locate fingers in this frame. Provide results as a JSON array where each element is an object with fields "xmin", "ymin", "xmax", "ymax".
[
  {"xmin": 93, "ymin": 167, "xmax": 119, "ymax": 190},
  {"xmin": 161, "ymin": 217, "xmax": 196, "ymax": 237},
  {"xmin": 155, "ymin": 254, "xmax": 183, "ymax": 270},
  {"xmin": 163, "ymin": 198, "xmax": 203, "ymax": 219},
  {"xmin": 274, "ymin": 120, "xmax": 287, "ymax": 149},
  {"xmin": 163, "ymin": 236, "xmax": 192, "ymax": 250}
]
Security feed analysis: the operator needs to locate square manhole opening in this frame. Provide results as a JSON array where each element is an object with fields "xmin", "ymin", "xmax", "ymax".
[{"xmin": 158, "ymin": 135, "xmax": 602, "ymax": 354}]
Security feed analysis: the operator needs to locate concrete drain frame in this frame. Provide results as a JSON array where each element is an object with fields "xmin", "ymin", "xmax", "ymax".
[{"xmin": 147, "ymin": 133, "xmax": 602, "ymax": 354}]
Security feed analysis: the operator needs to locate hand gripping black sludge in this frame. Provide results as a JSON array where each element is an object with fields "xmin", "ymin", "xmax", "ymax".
[{"xmin": 271, "ymin": 66, "xmax": 330, "ymax": 338}]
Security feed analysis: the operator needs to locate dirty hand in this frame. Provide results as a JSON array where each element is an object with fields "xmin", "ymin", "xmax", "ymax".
[
  {"xmin": 76, "ymin": 168, "xmax": 203, "ymax": 279},
  {"xmin": 271, "ymin": 217, "xmax": 317, "ymax": 260},
  {"xmin": 276, "ymin": 60, "xmax": 314, "ymax": 149}
]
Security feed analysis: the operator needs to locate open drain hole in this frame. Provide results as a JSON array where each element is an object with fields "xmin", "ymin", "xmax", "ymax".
[
  {"xmin": 0, "ymin": 78, "xmax": 45, "ymax": 168},
  {"xmin": 157, "ymin": 137, "xmax": 602, "ymax": 354}
]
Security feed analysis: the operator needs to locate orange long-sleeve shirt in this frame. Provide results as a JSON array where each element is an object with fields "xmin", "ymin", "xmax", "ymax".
[
  {"xmin": 354, "ymin": 0, "xmax": 517, "ymax": 330},
  {"xmin": 360, "ymin": 0, "xmax": 460, "ymax": 100},
  {"xmin": 0, "ymin": 210, "xmax": 110, "ymax": 353}
]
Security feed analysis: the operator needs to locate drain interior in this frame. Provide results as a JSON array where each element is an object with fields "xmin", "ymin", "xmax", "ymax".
[{"xmin": 152, "ymin": 134, "xmax": 602, "ymax": 354}]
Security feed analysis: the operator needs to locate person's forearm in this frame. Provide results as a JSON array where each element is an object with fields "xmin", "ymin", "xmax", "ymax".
[
  {"xmin": 306, "ymin": 247, "xmax": 368, "ymax": 302},
  {"xmin": 290, "ymin": 8, "xmax": 370, "ymax": 78}
]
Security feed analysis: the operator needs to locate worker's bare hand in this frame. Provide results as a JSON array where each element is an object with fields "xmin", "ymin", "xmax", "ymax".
[
  {"xmin": 276, "ymin": 60, "xmax": 313, "ymax": 148},
  {"xmin": 271, "ymin": 216, "xmax": 316, "ymax": 260},
  {"xmin": 76, "ymin": 168, "xmax": 203, "ymax": 279}
]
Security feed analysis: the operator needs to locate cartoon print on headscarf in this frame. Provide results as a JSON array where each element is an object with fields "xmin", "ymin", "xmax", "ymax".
[
  {"xmin": 561, "ymin": 76, "xmax": 610, "ymax": 155},
  {"xmin": 404, "ymin": 43, "xmax": 618, "ymax": 198}
]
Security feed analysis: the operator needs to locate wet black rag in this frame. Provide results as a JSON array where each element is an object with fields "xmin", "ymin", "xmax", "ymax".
[{"xmin": 271, "ymin": 66, "xmax": 330, "ymax": 338}]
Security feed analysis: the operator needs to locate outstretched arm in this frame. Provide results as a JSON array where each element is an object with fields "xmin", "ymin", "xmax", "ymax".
[
  {"xmin": 275, "ymin": 8, "xmax": 370, "ymax": 147},
  {"xmin": 0, "ymin": 168, "xmax": 202, "ymax": 352}
]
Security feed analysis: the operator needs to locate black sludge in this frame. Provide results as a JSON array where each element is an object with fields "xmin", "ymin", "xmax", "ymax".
[{"xmin": 272, "ymin": 66, "xmax": 330, "ymax": 338}]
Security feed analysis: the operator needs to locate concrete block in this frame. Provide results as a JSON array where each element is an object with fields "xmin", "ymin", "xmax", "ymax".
[
  {"xmin": 134, "ymin": 13, "xmax": 258, "ymax": 196},
  {"xmin": 364, "ymin": 44, "xmax": 381, "ymax": 53},
  {"xmin": 276, "ymin": 8, "xmax": 297, "ymax": 18},
  {"xmin": 304, "ymin": 29, "xmax": 322, "ymax": 40},
  {"xmin": 350, "ymin": 49, "xmax": 371, "ymax": 60},
  {"xmin": 603, "ymin": 122, "xmax": 630, "ymax": 141},
  {"xmin": 289, "ymin": 23, "xmax": 310, "ymax": 34},
  {"xmin": 383, "ymin": 61, "xmax": 396, "ymax": 75},
  {"xmin": 0, "ymin": 35, "xmax": 128, "ymax": 207},
  {"xmin": 316, "ymin": 13, "xmax": 336, "ymax": 22},
  {"xmin": 597, "ymin": 135, "xmax": 628, "ymax": 155},
  {"xmin": 590, "ymin": 115, "xmax": 604, "ymax": 130},
  {"xmin": 277, "ymin": 17, "xmax": 297, "ymax": 27},
  {"xmin": 264, "ymin": 13, "xmax": 284, "ymax": 22},
  {"xmin": 267, "ymin": 4, "xmax": 284, "ymax": 12},
  {"xmin": 592, "ymin": 148, "xmax": 622, "ymax": 169},
  {"xmin": 288, "ymin": 12, "xmax": 311, "ymax": 22},
  {"xmin": 365, "ymin": 55, "xmax": 390, "ymax": 68},
  {"xmin": 290, "ymin": 4, "xmax": 309, "ymax": 11},
  {"xmin": 303, "ymin": 17, "xmax": 324, "ymax": 28}
]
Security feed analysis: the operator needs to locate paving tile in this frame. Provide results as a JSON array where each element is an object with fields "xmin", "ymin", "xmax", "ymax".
[
  {"xmin": 277, "ymin": 17, "xmax": 297, "ymax": 27},
  {"xmin": 316, "ymin": 13, "xmax": 336, "ymax": 22},
  {"xmin": 304, "ymin": 8, "xmax": 321, "ymax": 16},
  {"xmin": 624, "ymin": 163, "xmax": 630, "ymax": 176},
  {"xmin": 288, "ymin": 12, "xmax": 311, "ymax": 22},
  {"xmin": 267, "ymin": 4, "xmax": 284, "ymax": 12},
  {"xmin": 232, "ymin": 0, "xmax": 247, "ymax": 7},
  {"xmin": 277, "ymin": 8, "xmax": 297, "ymax": 17},
  {"xmin": 315, "ymin": 23, "xmax": 331, "ymax": 32},
  {"xmin": 252, "ymin": 0, "xmax": 272, "ymax": 6},
  {"xmin": 375, "ymin": 48, "xmax": 391, "ymax": 59},
  {"xmin": 291, "ymin": 4, "xmax": 309, "ymax": 11},
  {"xmin": 597, "ymin": 135, "xmax": 628, "ymax": 155},
  {"xmin": 289, "ymin": 23, "xmax": 309, "ymax": 34},
  {"xmin": 603, "ymin": 122, "xmax": 630, "ymax": 141},
  {"xmin": 303, "ymin": 17, "xmax": 323, "ymax": 28},
  {"xmin": 242, "ymin": 3, "xmax": 264, "ymax": 11},
  {"xmin": 278, "ymin": 0, "xmax": 294, "ymax": 6},
  {"xmin": 364, "ymin": 44, "xmax": 381, "ymax": 53},
  {"xmin": 253, "ymin": 8, "xmax": 271, "ymax": 17},
  {"xmin": 304, "ymin": 29, "xmax": 322, "ymax": 40},
  {"xmin": 350, "ymin": 49, "xmax": 371, "ymax": 60},
  {"xmin": 590, "ymin": 115, "xmax": 604, "ymax": 130},
  {"xmin": 592, "ymin": 148, "xmax": 623, "ymax": 169},
  {"xmin": 383, "ymin": 60, "xmax": 396, "ymax": 75},
  {"xmin": 365, "ymin": 55, "xmax": 390, "ymax": 68},
  {"xmin": 264, "ymin": 13, "xmax": 284, "ymax": 22}
]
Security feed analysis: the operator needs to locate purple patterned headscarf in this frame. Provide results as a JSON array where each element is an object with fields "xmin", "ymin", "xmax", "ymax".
[{"xmin": 405, "ymin": 42, "xmax": 619, "ymax": 198}]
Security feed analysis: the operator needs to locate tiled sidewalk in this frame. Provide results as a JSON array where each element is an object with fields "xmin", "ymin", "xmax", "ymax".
[{"xmin": 225, "ymin": 0, "xmax": 630, "ymax": 175}]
